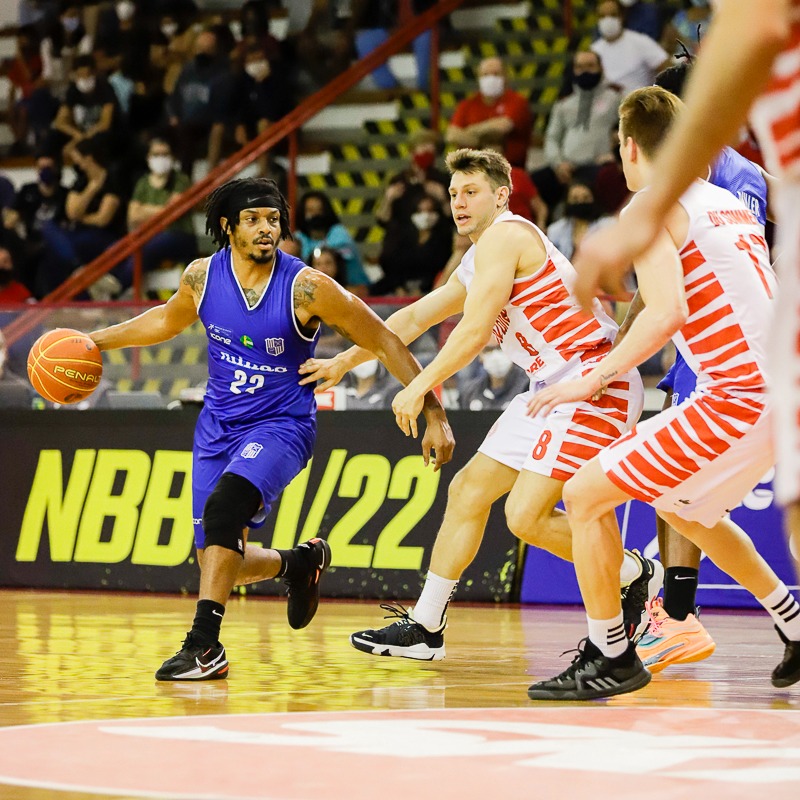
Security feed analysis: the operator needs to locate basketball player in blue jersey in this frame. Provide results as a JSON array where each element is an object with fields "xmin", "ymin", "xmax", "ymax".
[
  {"xmin": 615, "ymin": 61, "xmax": 778, "ymax": 673},
  {"xmin": 88, "ymin": 177, "xmax": 454, "ymax": 680}
]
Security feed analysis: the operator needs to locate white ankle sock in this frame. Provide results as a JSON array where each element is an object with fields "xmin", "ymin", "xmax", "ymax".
[
  {"xmin": 758, "ymin": 582, "xmax": 800, "ymax": 641},
  {"xmin": 587, "ymin": 612, "xmax": 629, "ymax": 658},
  {"xmin": 619, "ymin": 550, "xmax": 642, "ymax": 586},
  {"xmin": 412, "ymin": 572, "xmax": 457, "ymax": 631}
]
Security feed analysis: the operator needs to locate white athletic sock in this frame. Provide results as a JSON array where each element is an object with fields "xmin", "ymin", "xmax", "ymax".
[
  {"xmin": 412, "ymin": 572, "xmax": 458, "ymax": 631},
  {"xmin": 619, "ymin": 550, "xmax": 642, "ymax": 587},
  {"xmin": 587, "ymin": 612, "xmax": 629, "ymax": 658},
  {"xmin": 758, "ymin": 582, "xmax": 800, "ymax": 641}
]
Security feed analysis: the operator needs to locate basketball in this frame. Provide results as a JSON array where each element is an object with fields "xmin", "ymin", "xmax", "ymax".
[{"xmin": 26, "ymin": 328, "xmax": 103, "ymax": 405}]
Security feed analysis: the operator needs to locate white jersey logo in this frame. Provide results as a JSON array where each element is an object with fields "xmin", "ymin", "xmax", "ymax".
[{"xmin": 241, "ymin": 443, "xmax": 263, "ymax": 459}]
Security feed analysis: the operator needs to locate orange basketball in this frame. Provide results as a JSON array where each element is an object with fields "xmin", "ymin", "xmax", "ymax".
[{"xmin": 27, "ymin": 328, "xmax": 103, "ymax": 405}]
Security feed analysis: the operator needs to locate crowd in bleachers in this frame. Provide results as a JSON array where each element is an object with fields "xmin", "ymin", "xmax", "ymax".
[{"xmin": 0, "ymin": 0, "xmax": 728, "ymax": 410}]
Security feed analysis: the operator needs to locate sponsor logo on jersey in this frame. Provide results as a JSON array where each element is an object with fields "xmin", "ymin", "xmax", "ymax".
[
  {"xmin": 241, "ymin": 442, "xmax": 263, "ymax": 459},
  {"xmin": 219, "ymin": 351, "xmax": 288, "ymax": 373},
  {"xmin": 240, "ymin": 335, "xmax": 254, "ymax": 348},
  {"xmin": 265, "ymin": 337, "xmax": 285, "ymax": 356},
  {"xmin": 209, "ymin": 331, "xmax": 232, "ymax": 345}
]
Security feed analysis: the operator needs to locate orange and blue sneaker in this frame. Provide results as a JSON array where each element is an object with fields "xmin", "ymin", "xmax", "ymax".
[{"xmin": 635, "ymin": 598, "xmax": 715, "ymax": 674}]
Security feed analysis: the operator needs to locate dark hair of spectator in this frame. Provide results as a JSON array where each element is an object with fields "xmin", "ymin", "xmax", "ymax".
[
  {"xmin": 619, "ymin": 86, "xmax": 683, "ymax": 159},
  {"xmin": 72, "ymin": 54, "xmax": 95, "ymax": 71},
  {"xmin": 311, "ymin": 246, "xmax": 347, "ymax": 283},
  {"xmin": 445, "ymin": 148, "xmax": 513, "ymax": 192},
  {"xmin": 204, "ymin": 177, "xmax": 291, "ymax": 250},
  {"xmin": 296, "ymin": 191, "xmax": 340, "ymax": 235}
]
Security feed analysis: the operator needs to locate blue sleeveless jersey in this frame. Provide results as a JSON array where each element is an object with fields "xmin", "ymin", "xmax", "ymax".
[
  {"xmin": 198, "ymin": 248, "xmax": 318, "ymax": 423},
  {"xmin": 661, "ymin": 147, "xmax": 769, "ymax": 399}
]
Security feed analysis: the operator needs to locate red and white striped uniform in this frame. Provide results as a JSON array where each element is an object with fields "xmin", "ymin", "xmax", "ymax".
[
  {"xmin": 601, "ymin": 181, "xmax": 777, "ymax": 526},
  {"xmin": 750, "ymin": 1, "xmax": 800, "ymax": 504},
  {"xmin": 456, "ymin": 211, "xmax": 644, "ymax": 481}
]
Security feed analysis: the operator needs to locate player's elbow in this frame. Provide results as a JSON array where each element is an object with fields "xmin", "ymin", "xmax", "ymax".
[{"xmin": 660, "ymin": 307, "xmax": 688, "ymax": 339}]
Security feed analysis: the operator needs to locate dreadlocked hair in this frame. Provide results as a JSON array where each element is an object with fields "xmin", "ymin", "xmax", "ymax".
[{"xmin": 204, "ymin": 177, "xmax": 292, "ymax": 250}]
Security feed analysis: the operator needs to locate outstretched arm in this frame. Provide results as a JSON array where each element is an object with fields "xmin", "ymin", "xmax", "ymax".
[
  {"xmin": 89, "ymin": 258, "xmax": 205, "ymax": 350},
  {"xmin": 294, "ymin": 269, "xmax": 455, "ymax": 469}
]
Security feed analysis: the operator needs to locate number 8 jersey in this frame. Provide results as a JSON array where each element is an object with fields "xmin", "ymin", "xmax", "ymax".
[{"xmin": 199, "ymin": 247, "xmax": 319, "ymax": 423}]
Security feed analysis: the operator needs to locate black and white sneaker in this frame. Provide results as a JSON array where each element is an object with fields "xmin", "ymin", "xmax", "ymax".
[
  {"xmin": 621, "ymin": 549, "xmax": 664, "ymax": 642},
  {"xmin": 155, "ymin": 632, "xmax": 229, "ymax": 681},
  {"xmin": 772, "ymin": 625, "xmax": 800, "ymax": 688},
  {"xmin": 527, "ymin": 638, "xmax": 651, "ymax": 701},
  {"xmin": 350, "ymin": 604, "xmax": 446, "ymax": 660},
  {"xmin": 286, "ymin": 537, "xmax": 331, "ymax": 630}
]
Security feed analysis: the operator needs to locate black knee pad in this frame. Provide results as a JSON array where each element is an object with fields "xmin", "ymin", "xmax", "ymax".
[{"xmin": 202, "ymin": 473, "xmax": 262, "ymax": 555}]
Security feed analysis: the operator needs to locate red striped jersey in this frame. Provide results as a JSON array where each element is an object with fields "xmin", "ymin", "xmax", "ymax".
[
  {"xmin": 455, "ymin": 211, "xmax": 618, "ymax": 383},
  {"xmin": 750, "ymin": 2, "xmax": 800, "ymax": 178},
  {"xmin": 673, "ymin": 180, "xmax": 777, "ymax": 396}
]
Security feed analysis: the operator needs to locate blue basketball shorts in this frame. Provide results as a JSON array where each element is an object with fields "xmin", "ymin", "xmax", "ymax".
[
  {"xmin": 656, "ymin": 351, "xmax": 697, "ymax": 407},
  {"xmin": 191, "ymin": 406, "xmax": 316, "ymax": 549}
]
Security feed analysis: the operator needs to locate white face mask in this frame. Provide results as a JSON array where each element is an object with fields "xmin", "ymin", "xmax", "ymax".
[
  {"xmin": 117, "ymin": 1, "xmax": 135, "ymax": 21},
  {"xmin": 148, "ymin": 155, "xmax": 173, "ymax": 176},
  {"xmin": 411, "ymin": 211, "xmax": 437, "ymax": 231},
  {"xmin": 482, "ymin": 350, "xmax": 513, "ymax": 379},
  {"xmin": 161, "ymin": 22, "xmax": 179, "ymax": 38},
  {"xmin": 619, "ymin": 0, "xmax": 637, "ymax": 6},
  {"xmin": 598, "ymin": 16, "xmax": 623, "ymax": 39},
  {"xmin": 478, "ymin": 74, "xmax": 504, "ymax": 99},
  {"xmin": 352, "ymin": 360, "xmax": 378, "ymax": 380},
  {"xmin": 245, "ymin": 60, "xmax": 270, "ymax": 81},
  {"xmin": 75, "ymin": 76, "xmax": 96, "ymax": 94}
]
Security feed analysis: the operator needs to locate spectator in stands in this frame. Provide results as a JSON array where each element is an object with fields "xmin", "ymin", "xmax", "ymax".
[
  {"xmin": 166, "ymin": 29, "xmax": 234, "ymax": 174},
  {"xmin": 94, "ymin": 0, "xmax": 150, "ymax": 61},
  {"xmin": 660, "ymin": 0, "xmax": 712, "ymax": 57},
  {"xmin": 446, "ymin": 56, "xmax": 532, "ymax": 167},
  {"xmin": 39, "ymin": 4, "xmax": 93, "ymax": 98},
  {"xmin": 591, "ymin": 0, "xmax": 670, "ymax": 94},
  {"xmin": 0, "ymin": 247, "xmax": 33, "ymax": 304},
  {"xmin": 38, "ymin": 135, "xmax": 128, "ymax": 296},
  {"xmin": 375, "ymin": 128, "xmax": 449, "ymax": 227},
  {"xmin": 128, "ymin": 136, "xmax": 197, "ymax": 275},
  {"xmin": 49, "ymin": 53, "xmax": 119, "ymax": 162},
  {"xmin": 618, "ymin": 0, "xmax": 663, "ymax": 42},
  {"xmin": 5, "ymin": 152, "xmax": 68, "ymax": 296},
  {"xmin": 0, "ymin": 178, "xmax": 25, "ymax": 273},
  {"xmin": 3, "ymin": 25, "xmax": 59, "ymax": 155},
  {"xmin": 294, "ymin": 191, "xmax": 370, "ymax": 288},
  {"xmin": 460, "ymin": 341, "xmax": 529, "ymax": 411},
  {"xmin": 343, "ymin": 360, "xmax": 399, "ymax": 409},
  {"xmin": 0, "ymin": 329, "xmax": 33, "ymax": 409},
  {"xmin": 158, "ymin": 7, "xmax": 198, "ymax": 93},
  {"xmin": 310, "ymin": 246, "xmax": 367, "ymax": 297},
  {"xmin": 374, "ymin": 192, "xmax": 452, "ymax": 296},
  {"xmin": 482, "ymin": 143, "xmax": 549, "ymax": 228},
  {"xmin": 593, "ymin": 125, "xmax": 631, "ymax": 214},
  {"xmin": 534, "ymin": 49, "xmax": 620, "ymax": 211},
  {"xmin": 546, "ymin": 181, "xmax": 612, "ymax": 261}
]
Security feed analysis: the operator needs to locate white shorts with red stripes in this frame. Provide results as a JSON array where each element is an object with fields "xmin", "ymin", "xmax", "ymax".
[
  {"xmin": 771, "ymin": 184, "xmax": 800, "ymax": 505},
  {"xmin": 478, "ymin": 367, "xmax": 643, "ymax": 480},
  {"xmin": 599, "ymin": 390, "xmax": 774, "ymax": 528}
]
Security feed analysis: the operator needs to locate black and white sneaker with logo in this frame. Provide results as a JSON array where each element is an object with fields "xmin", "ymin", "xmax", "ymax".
[
  {"xmin": 286, "ymin": 537, "xmax": 332, "ymax": 630},
  {"xmin": 527, "ymin": 638, "xmax": 651, "ymax": 701},
  {"xmin": 772, "ymin": 625, "xmax": 800, "ymax": 688},
  {"xmin": 350, "ymin": 604, "xmax": 446, "ymax": 660},
  {"xmin": 621, "ymin": 549, "xmax": 664, "ymax": 642},
  {"xmin": 155, "ymin": 632, "xmax": 229, "ymax": 681}
]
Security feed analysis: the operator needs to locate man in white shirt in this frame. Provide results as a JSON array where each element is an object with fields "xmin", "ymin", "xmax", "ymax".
[{"xmin": 591, "ymin": 0, "xmax": 671, "ymax": 94}]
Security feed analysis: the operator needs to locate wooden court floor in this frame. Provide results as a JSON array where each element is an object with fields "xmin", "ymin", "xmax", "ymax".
[{"xmin": 0, "ymin": 589, "xmax": 799, "ymax": 800}]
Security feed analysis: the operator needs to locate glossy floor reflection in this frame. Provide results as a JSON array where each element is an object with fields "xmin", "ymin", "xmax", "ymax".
[{"xmin": 1, "ymin": 590, "xmax": 799, "ymax": 799}]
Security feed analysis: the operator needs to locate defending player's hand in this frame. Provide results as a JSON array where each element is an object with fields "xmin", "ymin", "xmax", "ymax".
[
  {"xmin": 297, "ymin": 356, "xmax": 347, "ymax": 392},
  {"xmin": 526, "ymin": 375, "xmax": 596, "ymax": 418},
  {"xmin": 392, "ymin": 385, "xmax": 423, "ymax": 438},
  {"xmin": 420, "ymin": 413, "xmax": 455, "ymax": 472}
]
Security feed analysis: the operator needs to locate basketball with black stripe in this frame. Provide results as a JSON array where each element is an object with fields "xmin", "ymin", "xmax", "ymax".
[{"xmin": 27, "ymin": 328, "xmax": 103, "ymax": 404}]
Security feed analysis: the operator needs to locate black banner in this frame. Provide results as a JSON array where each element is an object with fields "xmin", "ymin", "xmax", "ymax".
[{"xmin": 0, "ymin": 410, "xmax": 520, "ymax": 601}]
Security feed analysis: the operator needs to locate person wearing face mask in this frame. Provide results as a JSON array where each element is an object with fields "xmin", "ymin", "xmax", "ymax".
[
  {"xmin": 166, "ymin": 29, "xmax": 234, "ymax": 174},
  {"xmin": 293, "ymin": 191, "xmax": 370, "ymax": 289},
  {"xmin": 591, "ymin": 0, "xmax": 670, "ymax": 94},
  {"xmin": 661, "ymin": 0, "xmax": 713, "ymax": 57},
  {"xmin": 159, "ymin": 10, "xmax": 198, "ymax": 94},
  {"xmin": 446, "ymin": 56, "xmax": 533, "ymax": 167},
  {"xmin": 374, "ymin": 193, "xmax": 453, "ymax": 295},
  {"xmin": 342, "ymin": 359, "xmax": 401, "ymax": 409},
  {"xmin": 533, "ymin": 49, "xmax": 621, "ymax": 211},
  {"xmin": 5, "ymin": 152, "xmax": 68, "ymax": 297},
  {"xmin": 39, "ymin": 5, "xmax": 93, "ymax": 98},
  {"xmin": 546, "ymin": 181, "xmax": 612, "ymax": 261},
  {"xmin": 461, "ymin": 342, "xmax": 530, "ymax": 411},
  {"xmin": 0, "ymin": 247, "xmax": 33, "ymax": 304},
  {"xmin": 128, "ymin": 136, "xmax": 198, "ymax": 277},
  {"xmin": 50, "ymin": 53, "xmax": 119, "ymax": 162}
]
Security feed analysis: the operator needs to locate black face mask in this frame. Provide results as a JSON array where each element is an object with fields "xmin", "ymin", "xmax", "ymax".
[
  {"xmin": 39, "ymin": 167, "xmax": 58, "ymax": 187},
  {"xmin": 195, "ymin": 53, "xmax": 214, "ymax": 69},
  {"xmin": 574, "ymin": 71, "xmax": 602, "ymax": 91},
  {"xmin": 305, "ymin": 214, "xmax": 333, "ymax": 232},
  {"xmin": 0, "ymin": 271, "xmax": 13, "ymax": 287},
  {"xmin": 566, "ymin": 202, "xmax": 597, "ymax": 221}
]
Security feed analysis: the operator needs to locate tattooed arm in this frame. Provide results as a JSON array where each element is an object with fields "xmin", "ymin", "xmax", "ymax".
[
  {"xmin": 90, "ymin": 258, "xmax": 204, "ymax": 350},
  {"xmin": 294, "ymin": 268, "xmax": 455, "ymax": 467}
]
